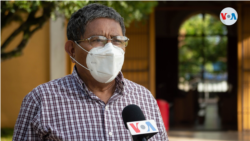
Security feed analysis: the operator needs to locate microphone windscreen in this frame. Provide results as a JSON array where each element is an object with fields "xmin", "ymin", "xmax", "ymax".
[{"xmin": 122, "ymin": 104, "xmax": 146, "ymax": 129}]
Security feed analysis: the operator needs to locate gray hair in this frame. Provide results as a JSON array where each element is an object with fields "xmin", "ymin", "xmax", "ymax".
[{"xmin": 67, "ymin": 3, "xmax": 126, "ymax": 41}]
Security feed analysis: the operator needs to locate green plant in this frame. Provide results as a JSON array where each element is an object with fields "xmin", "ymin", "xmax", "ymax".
[{"xmin": 1, "ymin": 128, "xmax": 14, "ymax": 141}]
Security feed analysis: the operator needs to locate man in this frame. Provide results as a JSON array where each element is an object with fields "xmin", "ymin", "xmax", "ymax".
[{"xmin": 13, "ymin": 3, "xmax": 168, "ymax": 141}]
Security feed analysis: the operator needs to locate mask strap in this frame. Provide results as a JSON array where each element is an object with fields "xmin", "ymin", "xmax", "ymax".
[
  {"xmin": 74, "ymin": 41, "xmax": 89, "ymax": 53},
  {"xmin": 70, "ymin": 56, "xmax": 90, "ymax": 71},
  {"xmin": 70, "ymin": 56, "xmax": 112, "ymax": 75}
]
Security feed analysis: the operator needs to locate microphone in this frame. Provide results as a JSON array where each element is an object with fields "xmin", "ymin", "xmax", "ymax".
[{"xmin": 122, "ymin": 104, "xmax": 159, "ymax": 141}]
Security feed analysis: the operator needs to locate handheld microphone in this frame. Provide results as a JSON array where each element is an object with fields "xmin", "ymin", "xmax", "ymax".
[{"xmin": 122, "ymin": 104, "xmax": 159, "ymax": 141}]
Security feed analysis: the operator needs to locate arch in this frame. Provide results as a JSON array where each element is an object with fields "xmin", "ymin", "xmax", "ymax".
[
  {"xmin": 169, "ymin": 10, "xmax": 224, "ymax": 37},
  {"xmin": 177, "ymin": 12, "xmax": 228, "ymax": 91}
]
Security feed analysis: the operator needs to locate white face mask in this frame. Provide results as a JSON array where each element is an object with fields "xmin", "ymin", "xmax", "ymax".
[{"xmin": 70, "ymin": 41, "xmax": 125, "ymax": 83}]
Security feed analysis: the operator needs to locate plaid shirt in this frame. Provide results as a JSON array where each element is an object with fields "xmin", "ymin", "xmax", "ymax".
[{"xmin": 13, "ymin": 66, "xmax": 168, "ymax": 141}]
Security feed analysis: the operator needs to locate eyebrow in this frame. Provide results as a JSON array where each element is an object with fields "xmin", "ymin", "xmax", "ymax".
[{"xmin": 89, "ymin": 34, "xmax": 122, "ymax": 38}]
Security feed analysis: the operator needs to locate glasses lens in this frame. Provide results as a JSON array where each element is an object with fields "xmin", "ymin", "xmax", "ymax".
[
  {"xmin": 89, "ymin": 36, "xmax": 107, "ymax": 47},
  {"xmin": 112, "ymin": 36, "xmax": 129, "ymax": 48}
]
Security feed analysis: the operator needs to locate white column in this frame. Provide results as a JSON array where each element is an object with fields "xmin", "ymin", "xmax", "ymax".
[{"xmin": 50, "ymin": 16, "xmax": 66, "ymax": 80}]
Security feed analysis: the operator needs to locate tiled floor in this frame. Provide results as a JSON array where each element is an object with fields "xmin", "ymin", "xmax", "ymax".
[{"xmin": 168, "ymin": 131, "xmax": 250, "ymax": 141}]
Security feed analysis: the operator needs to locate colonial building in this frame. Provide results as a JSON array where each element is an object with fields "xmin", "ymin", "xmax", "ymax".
[{"xmin": 1, "ymin": 1, "xmax": 249, "ymax": 134}]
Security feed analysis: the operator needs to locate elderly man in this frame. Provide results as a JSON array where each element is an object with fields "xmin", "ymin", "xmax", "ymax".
[{"xmin": 13, "ymin": 3, "xmax": 168, "ymax": 141}]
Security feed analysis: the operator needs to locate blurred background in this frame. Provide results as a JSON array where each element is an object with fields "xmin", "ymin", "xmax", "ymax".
[{"xmin": 1, "ymin": 1, "xmax": 250, "ymax": 141}]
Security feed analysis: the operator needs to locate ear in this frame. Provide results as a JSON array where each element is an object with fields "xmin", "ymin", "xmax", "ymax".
[{"xmin": 65, "ymin": 40, "xmax": 75, "ymax": 63}]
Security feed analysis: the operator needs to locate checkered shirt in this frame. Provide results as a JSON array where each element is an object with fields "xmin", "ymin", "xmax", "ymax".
[{"xmin": 13, "ymin": 66, "xmax": 168, "ymax": 141}]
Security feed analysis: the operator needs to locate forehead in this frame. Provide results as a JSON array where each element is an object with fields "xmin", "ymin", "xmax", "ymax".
[{"xmin": 84, "ymin": 18, "xmax": 123, "ymax": 38}]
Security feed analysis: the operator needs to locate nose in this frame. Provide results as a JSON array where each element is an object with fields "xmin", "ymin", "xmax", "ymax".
[
  {"xmin": 104, "ymin": 41, "xmax": 113, "ymax": 47},
  {"xmin": 107, "ymin": 39, "xmax": 112, "ymax": 43}
]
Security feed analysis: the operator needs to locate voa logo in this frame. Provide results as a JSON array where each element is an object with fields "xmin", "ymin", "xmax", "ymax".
[
  {"xmin": 127, "ymin": 120, "xmax": 158, "ymax": 135},
  {"xmin": 220, "ymin": 7, "xmax": 238, "ymax": 26}
]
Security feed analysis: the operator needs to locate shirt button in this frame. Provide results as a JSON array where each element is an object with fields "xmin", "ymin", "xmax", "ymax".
[
  {"xmin": 109, "ymin": 132, "xmax": 113, "ymax": 136},
  {"xmin": 105, "ymin": 105, "xmax": 109, "ymax": 110}
]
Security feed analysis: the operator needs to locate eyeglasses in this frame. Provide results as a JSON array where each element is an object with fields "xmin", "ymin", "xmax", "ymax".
[{"xmin": 76, "ymin": 36, "xmax": 129, "ymax": 48}]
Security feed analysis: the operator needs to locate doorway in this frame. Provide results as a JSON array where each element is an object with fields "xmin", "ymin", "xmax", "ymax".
[
  {"xmin": 155, "ymin": 2, "xmax": 238, "ymax": 131},
  {"xmin": 177, "ymin": 13, "xmax": 227, "ymax": 130}
]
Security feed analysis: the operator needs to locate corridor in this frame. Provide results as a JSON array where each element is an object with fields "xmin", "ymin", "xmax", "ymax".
[{"xmin": 168, "ymin": 100, "xmax": 250, "ymax": 141}]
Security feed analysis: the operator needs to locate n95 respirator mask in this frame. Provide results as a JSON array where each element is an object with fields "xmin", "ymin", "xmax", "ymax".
[{"xmin": 70, "ymin": 42, "xmax": 125, "ymax": 83}]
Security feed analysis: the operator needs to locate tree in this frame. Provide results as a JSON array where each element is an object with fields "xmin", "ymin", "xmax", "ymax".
[
  {"xmin": 1, "ymin": 1, "xmax": 157, "ymax": 61},
  {"xmin": 178, "ymin": 13, "xmax": 227, "ymax": 81}
]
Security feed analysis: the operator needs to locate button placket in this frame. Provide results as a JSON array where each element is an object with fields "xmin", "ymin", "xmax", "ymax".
[
  {"xmin": 105, "ymin": 105, "xmax": 109, "ymax": 110},
  {"xmin": 104, "ymin": 103, "xmax": 113, "ymax": 139}
]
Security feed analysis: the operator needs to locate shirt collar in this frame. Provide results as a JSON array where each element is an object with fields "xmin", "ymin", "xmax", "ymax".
[
  {"xmin": 72, "ymin": 65, "xmax": 84, "ymax": 86},
  {"xmin": 72, "ymin": 65, "xmax": 125, "ymax": 95}
]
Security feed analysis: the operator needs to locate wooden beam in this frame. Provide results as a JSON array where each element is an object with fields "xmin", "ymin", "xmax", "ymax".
[
  {"xmin": 237, "ymin": 3, "xmax": 243, "ymax": 132},
  {"xmin": 155, "ymin": 6, "xmax": 235, "ymax": 11},
  {"xmin": 149, "ymin": 10, "xmax": 156, "ymax": 97}
]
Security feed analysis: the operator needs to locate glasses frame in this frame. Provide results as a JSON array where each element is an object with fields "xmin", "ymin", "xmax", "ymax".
[{"xmin": 76, "ymin": 35, "xmax": 129, "ymax": 48}]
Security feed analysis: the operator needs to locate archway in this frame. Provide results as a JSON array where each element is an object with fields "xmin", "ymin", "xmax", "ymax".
[{"xmin": 177, "ymin": 13, "xmax": 228, "ymax": 130}]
